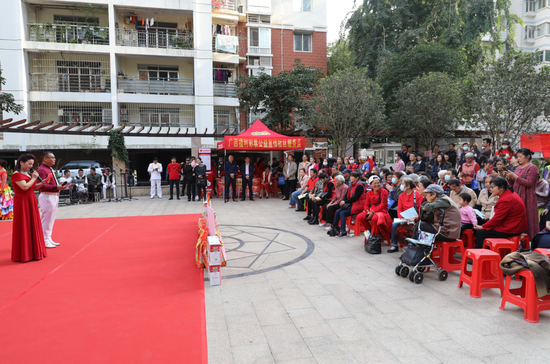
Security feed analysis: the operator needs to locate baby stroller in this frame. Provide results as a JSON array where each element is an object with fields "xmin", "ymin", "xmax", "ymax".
[{"xmin": 395, "ymin": 210, "xmax": 449, "ymax": 284}]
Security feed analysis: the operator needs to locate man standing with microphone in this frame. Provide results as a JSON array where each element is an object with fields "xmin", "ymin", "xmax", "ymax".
[{"xmin": 38, "ymin": 151, "xmax": 67, "ymax": 249}]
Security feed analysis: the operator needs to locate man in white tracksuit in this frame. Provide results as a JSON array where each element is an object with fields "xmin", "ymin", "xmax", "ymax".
[
  {"xmin": 148, "ymin": 157, "xmax": 163, "ymax": 198},
  {"xmin": 37, "ymin": 151, "xmax": 68, "ymax": 248}
]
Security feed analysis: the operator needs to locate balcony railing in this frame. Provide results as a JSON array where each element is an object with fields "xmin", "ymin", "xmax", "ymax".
[
  {"xmin": 213, "ymin": 0, "xmax": 237, "ymax": 11},
  {"xmin": 118, "ymin": 77, "xmax": 194, "ymax": 95},
  {"xmin": 248, "ymin": 46, "xmax": 271, "ymax": 55},
  {"xmin": 213, "ymin": 82, "xmax": 237, "ymax": 97},
  {"xmin": 30, "ymin": 73, "xmax": 111, "ymax": 92},
  {"xmin": 28, "ymin": 23, "xmax": 109, "ymax": 44},
  {"xmin": 115, "ymin": 29, "xmax": 193, "ymax": 49}
]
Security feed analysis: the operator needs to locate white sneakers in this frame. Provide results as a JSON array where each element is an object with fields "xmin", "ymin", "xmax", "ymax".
[
  {"xmin": 45, "ymin": 241, "xmax": 56, "ymax": 248},
  {"xmin": 319, "ymin": 222, "xmax": 327, "ymax": 227},
  {"xmin": 324, "ymin": 226, "xmax": 332, "ymax": 231},
  {"xmin": 50, "ymin": 241, "xmax": 60, "ymax": 246}
]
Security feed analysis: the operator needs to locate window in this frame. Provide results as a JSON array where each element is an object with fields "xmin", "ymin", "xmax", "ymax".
[
  {"xmin": 58, "ymin": 105, "xmax": 104, "ymax": 124},
  {"xmin": 294, "ymin": 33, "xmax": 312, "ymax": 52},
  {"xmin": 137, "ymin": 65, "xmax": 179, "ymax": 80},
  {"xmin": 538, "ymin": 0, "xmax": 547, "ymax": 10},
  {"xmin": 527, "ymin": 1, "xmax": 536, "ymax": 12},
  {"xmin": 526, "ymin": 26, "xmax": 536, "ymax": 39},
  {"xmin": 139, "ymin": 107, "xmax": 180, "ymax": 127},
  {"xmin": 248, "ymin": 0, "xmax": 271, "ymax": 14},
  {"xmin": 57, "ymin": 60, "xmax": 102, "ymax": 92},
  {"xmin": 294, "ymin": 0, "xmax": 312, "ymax": 12},
  {"xmin": 249, "ymin": 27, "xmax": 270, "ymax": 53}
]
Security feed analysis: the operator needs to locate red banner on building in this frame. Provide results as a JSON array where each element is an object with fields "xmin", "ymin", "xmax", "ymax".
[{"xmin": 520, "ymin": 134, "xmax": 542, "ymax": 152}]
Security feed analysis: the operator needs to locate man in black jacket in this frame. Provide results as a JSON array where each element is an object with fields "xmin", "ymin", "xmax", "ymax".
[
  {"xmin": 241, "ymin": 156, "xmax": 255, "ymax": 201},
  {"xmin": 183, "ymin": 158, "xmax": 196, "ymax": 201}
]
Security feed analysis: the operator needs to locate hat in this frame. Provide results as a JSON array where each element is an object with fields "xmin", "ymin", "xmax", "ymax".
[
  {"xmin": 424, "ymin": 184, "xmax": 444, "ymax": 195},
  {"xmin": 503, "ymin": 140, "xmax": 511, "ymax": 145},
  {"xmin": 368, "ymin": 175, "xmax": 380, "ymax": 185},
  {"xmin": 342, "ymin": 168, "xmax": 351, "ymax": 174},
  {"xmin": 105, "ymin": 167, "xmax": 111, "ymax": 171}
]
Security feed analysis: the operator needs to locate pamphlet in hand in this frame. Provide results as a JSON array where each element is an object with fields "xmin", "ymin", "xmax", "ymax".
[
  {"xmin": 473, "ymin": 209, "xmax": 485, "ymax": 219},
  {"xmin": 364, "ymin": 230, "xmax": 371, "ymax": 240},
  {"xmin": 405, "ymin": 230, "xmax": 435, "ymax": 247},
  {"xmin": 298, "ymin": 193, "xmax": 307, "ymax": 199},
  {"xmin": 399, "ymin": 207, "xmax": 419, "ymax": 220}
]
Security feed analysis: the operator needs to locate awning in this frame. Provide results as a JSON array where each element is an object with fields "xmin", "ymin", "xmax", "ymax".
[{"xmin": 217, "ymin": 120, "xmax": 305, "ymax": 151}]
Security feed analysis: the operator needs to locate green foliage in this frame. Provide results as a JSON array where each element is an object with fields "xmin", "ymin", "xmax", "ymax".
[
  {"xmin": 6, "ymin": 165, "xmax": 13, "ymax": 188},
  {"xmin": 376, "ymin": 43, "xmax": 467, "ymax": 113},
  {"xmin": 71, "ymin": 3, "xmax": 106, "ymax": 26},
  {"xmin": 107, "ymin": 130, "xmax": 129, "ymax": 163},
  {"xmin": 346, "ymin": 0, "xmax": 521, "ymax": 77},
  {"xmin": 392, "ymin": 72, "xmax": 465, "ymax": 151},
  {"xmin": 464, "ymin": 49, "xmax": 550, "ymax": 149},
  {"xmin": 327, "ymin": 38, "xmax": 353, "ymax": 76},
  {"xmin": 303, "ymin": 68, "xmax": 386, "ymax": 157},
  {"xmin": 236, "ymin": 61, "xmax": 324, "ymax": 130},
  {"xmin": 0, "ymin": 67, "xmax": 24, "ymax": 115}
]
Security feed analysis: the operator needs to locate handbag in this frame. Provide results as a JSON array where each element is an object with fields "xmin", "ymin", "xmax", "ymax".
[
  {"xmin": 471, "ymin": 173, "xmax": 479, "ymax": 190},
  {"xmin": 278, "ymin": 175, "xmax": 286, "ymax": 185},
  {"xmin": 341, "ymin": 202, "xmax": 351, "ymax": 210},
  {"xmin": 196, "ymin": 176, "xmax": 206, "ymax": 187}
]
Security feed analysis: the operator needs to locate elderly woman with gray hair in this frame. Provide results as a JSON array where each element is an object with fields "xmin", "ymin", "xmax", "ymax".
[
  {"xmin": 417, "ymin": 184, "xmax": 461, "ymax": 242},
  {"xmin": 459, "ymin": 152, "xmax": 480, "ymax": 189}
]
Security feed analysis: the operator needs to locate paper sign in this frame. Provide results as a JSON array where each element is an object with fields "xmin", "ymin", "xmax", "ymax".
[
  {"xmin": 400, "ymin": 207, "xmax": 418, "ymax": 219},
  {"xmin": 473, "ymin": 209, "xmax": 485, "ymax": 219}
]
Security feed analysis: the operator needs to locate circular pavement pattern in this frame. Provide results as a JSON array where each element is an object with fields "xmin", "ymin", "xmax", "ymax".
[{"xmin": 207, "ymin": 225, "xmax": 315, "ymax": 280}]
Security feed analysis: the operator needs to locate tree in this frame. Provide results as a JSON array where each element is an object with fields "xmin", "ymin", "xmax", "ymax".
[
  {"xmin": 464, "ymin": 49, "xmax": 550, "ymax": 149},
  {"xmin": 392, "ymin": 72, "xmax": 465, "ymax": 152},
  {"xmin": 376, "ymin": 43, "xmax": 467, "ymax": 113},
  {"xmin": 346, "ymin": 0, "xmax": 521, "ymax": 77},
  {"xmin": 236, "ymin": 61, "xmax": 324, "ymax": 130},
  {"xmin": 327, "ymin": 38, "xmax": 353, "ymax": 76},
  {"xmin": 303, "ymin": 68, "xmax": 385, "ymax": 157},
  {"xmin": 0, "ymin": 66, "xmax": 23, "ymax": 117},
  {"xmin": 107, "ymin": 130, "xmax": 129, "ymax": 163}
]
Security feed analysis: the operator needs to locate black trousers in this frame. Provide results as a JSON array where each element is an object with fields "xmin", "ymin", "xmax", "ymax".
[
  {"xmin": 475, "ymin": 229, "xmax": 519, "ymax": 249},
  {"xmin": 196, "ymin": 183, "xmax": 207, "ymax": 200},
  {"xmin": 285, "ymin": 179, "xmax": 297, "ymax": 199},
  {"xmin": 313, "ymin": 200, "xmax": 330, "ymax": 221},
  {"xmin": 326, "ymin": 204, "xmax": 340, "ymax": 225},
  {"xmin": 184, "ymin": 179, "xmax": 195, "ymax": 200},
  {"xmin": 169, "ymin": 179, "xmax": 180, "ymax": 198},
  {"xmin": 225, "ymin": 176, "xmax": 237, "ymax": 199},
  {"xmin": 88, "ymin": 184, "xmax": 101, "ymax": 202},
  {"xmin": 242, "ymin": 177, "xmax": 253, "ymax": 200}
]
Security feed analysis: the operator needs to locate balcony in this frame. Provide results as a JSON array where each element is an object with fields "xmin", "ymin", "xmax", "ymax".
[
  {"xmin": 115, "ymin": 29, "xmax": 193, "ymax": 49},
  {"xmin": 213, "ymin": 82, "xmax": 237, "ymax": 97},
  {"xmin": 30, "ymin": 73, "xmax": 111, "ymax": 93},
  {"xmin": 118, "ymin": 77, "xmax": 194, "ymax": 95},
  {"xmin": 212, "ymin": 35, "xmax": 242, "ymax": 55},
  {"xmin": 213, "ymin": 0, "xmax": 237, "ymax": 11},
  {"xmin": 28, "ymin": 23, "xmax": 109, "ymax": 45}
]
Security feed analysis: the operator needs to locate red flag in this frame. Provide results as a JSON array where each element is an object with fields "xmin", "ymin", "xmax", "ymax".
[
  {"xmin": 521, "ymin": 134, "xmax": 542, "ymax": 152},
  {"xmin": 541, "ymin": 134, "xmax": 550, "ymax": 158}
]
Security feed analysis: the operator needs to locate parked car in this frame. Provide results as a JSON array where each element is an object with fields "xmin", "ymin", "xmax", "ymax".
[{"xmin": 58, "ymin": 160, "xmax": 106, "ymax": 178}]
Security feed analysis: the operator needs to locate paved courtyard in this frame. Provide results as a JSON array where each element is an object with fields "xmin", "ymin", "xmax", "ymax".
[{"xmin": 54, "ymin": 196, "xmax": 550, "ymax": 364}]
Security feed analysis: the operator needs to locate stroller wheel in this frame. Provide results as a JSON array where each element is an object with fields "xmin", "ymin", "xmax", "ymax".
[
  {"xmin": 409, "ymin": 271, "xmax": 415, "ymax": 282},
  {"xmin": 400, "ymin": 266, "xmax": 409, "ymax": 278},
  {"xmin": 438, "ymin": 270, "xmax": 448, "ymax": 281},
  {"xmin": 417, "ymin": 267, "xmax": 426, "ymax": 273},
  {"xmin": 395, "ymin": 265, "xmax": 402, "ymax": 276},
  {"xmin": 414, "ymin": 272, "xmax": 424, "ymax": 284}
]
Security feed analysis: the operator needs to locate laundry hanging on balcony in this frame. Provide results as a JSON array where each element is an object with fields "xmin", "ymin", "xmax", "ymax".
[{"xmin": 215, "ymin": 35, "xmax": 239, "ymax": 54}]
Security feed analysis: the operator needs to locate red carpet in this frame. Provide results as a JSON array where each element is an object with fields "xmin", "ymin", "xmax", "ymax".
[{"xmin": 0, "ymin": 215, "xmax": 206, "ymax": 364}]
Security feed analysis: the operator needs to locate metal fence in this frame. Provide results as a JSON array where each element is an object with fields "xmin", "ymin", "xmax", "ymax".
[
  {"xmin": 115, "ymin": 29, "xmax": 193, "ymax": 49},
  {"xmin": 213, "ymin": 82, "xmax": 237, "ymax": 97},
  {"xmin": 119, "ymin": 103, "xmax": 195, "ymax": 128},
  {"xmin": 214, "ymin": 0, "xmax": 237, "ymax": 11},
  {"xmin": 118, "ymin": 77, "xmax": 193, "ymax": 95},
  {"xmin": 30, "ymin": 102, "xmax": 113, "ymax": 126},
  {"xmin": 28, "ymin": 23, "xmax": 109, "ymax": 45},
  {"xmin": 30, "ymin": 73, "xmax": 111, "ymax": 93}
]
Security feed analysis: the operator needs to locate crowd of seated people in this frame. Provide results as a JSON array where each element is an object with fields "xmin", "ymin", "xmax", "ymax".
[{"xmin": 289, "ymin": 145, "xmax": 550, "ymax": 253}]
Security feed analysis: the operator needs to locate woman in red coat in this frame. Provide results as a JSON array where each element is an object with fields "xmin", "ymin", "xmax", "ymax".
[
  {"xmin": 473, "ymin": 177, "xmax": 527, "ymax": 248},
  {"xmin": 11, "ymin": 153, "xmax": 52, "ymax": 262},
  {"xmin": 358, "ymin": 177, "xmax": 392, "ymax": 240}
]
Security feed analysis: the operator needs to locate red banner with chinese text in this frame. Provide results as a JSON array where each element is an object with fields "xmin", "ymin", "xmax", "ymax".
[
  {"xmin": 520, "ymin": 134, "xmax": 542, "ymax": 152},
  {"xmin": 217, "ymin": 120, "xmax": 305, "ymax": 151}
]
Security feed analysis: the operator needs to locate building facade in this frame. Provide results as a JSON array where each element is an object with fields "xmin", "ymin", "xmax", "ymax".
[
  {"xmin": 0, "ymin": 0, "xmax": 327, "ymax": 165},
  {"xmin": 511, "ymin": 0, "xmax": 550, "ymax": 62}
]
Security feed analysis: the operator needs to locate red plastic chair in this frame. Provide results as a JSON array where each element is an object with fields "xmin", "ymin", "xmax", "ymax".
[
  {"xmin": 346, "ymin": 215, "xmax": 364, "ymax": 236},
  {"xmin": 319, "ymin": 205, "xmax": 326, "ymax": 224},
  {"xmin": 534, "ymin": 248, "xmax": 550, "ymax": 259},
  {"xmin": 432, "ymin": 240, "xmax": 464, "ymax": 272},
  {"xmin": 462, "ymin": 229, "xmax": 475, "ymax": 250},
  {"xmin": 458, "ymin": 249, "xmax": 503, "ymax": 298},
  {"xmin": 483, "ymin": 238, "xmax": 518, "ymax": 260},
  {"xmin": 500, "ymin": 270, "xmax": 550, "ymax": 323}
]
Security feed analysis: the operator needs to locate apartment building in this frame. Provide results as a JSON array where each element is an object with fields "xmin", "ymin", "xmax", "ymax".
[
  {"xmin": 511, "ymin": 0, "xmax": 550, "ymax": 61},
  {"xmin": 0, "ymin": 0, "xmax": 327, "ymax": 168}
]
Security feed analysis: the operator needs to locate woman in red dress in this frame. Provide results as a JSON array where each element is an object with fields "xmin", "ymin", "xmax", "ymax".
[
  {"xmin": 260, "ymin": 166, "xmax": 272, "ymax": 198},
  {"xmin": 11, "ymin": 153, "xmax": 51, "ymax": 262},
  {"xmin": 358, "ymin": 177, "xmax": 392, "ymax": 247}
]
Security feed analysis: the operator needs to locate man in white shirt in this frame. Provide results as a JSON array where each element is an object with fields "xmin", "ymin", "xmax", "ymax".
[
  {"xmin": 102, "ymin": 167, "xmax": 117, "ymax": 201},
  {"xmin": 148, "ymin": 157, "xmax": 163, "ymax": 198}
]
